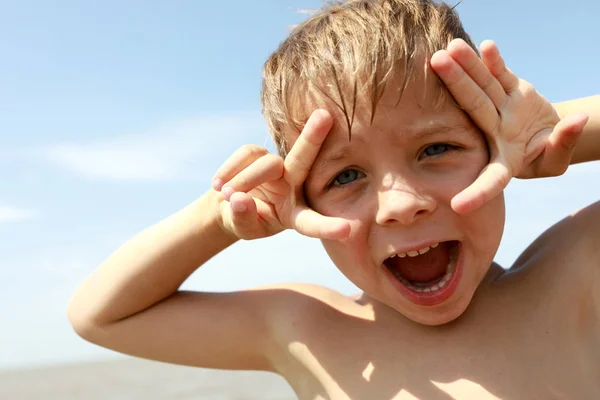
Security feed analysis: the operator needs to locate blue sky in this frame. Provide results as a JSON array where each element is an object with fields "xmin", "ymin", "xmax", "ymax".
[{"xmin": 1, "ymin": 0, "xmax": 599, "ymax": 370}]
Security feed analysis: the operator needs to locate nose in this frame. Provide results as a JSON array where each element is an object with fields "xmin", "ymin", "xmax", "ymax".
[{"xmin": 375, "ymin": 184, "xmax": 437, "ymax": 226}]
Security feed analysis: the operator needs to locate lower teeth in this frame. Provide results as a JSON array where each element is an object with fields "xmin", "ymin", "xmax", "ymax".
[{"xmin": 392, "ymin": 244, "xmax": 458, "ymax": 293}]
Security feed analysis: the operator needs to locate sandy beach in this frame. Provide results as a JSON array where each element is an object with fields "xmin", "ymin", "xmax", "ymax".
[{"xmin": 0, "ymin": 357, "xmax": 296, "ymax": 400}]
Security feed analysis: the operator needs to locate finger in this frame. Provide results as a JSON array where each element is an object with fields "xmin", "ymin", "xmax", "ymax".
[
  {"xmin": 284, "ymin": 109, "xmax": 334, "ymax": 187},
  {"xmin": 446, "ymin": 39, "xmax": 507, "ymax": 109},
  {"xmin": 226, "ymin": 192, "xmax": 260, "ymax": 239},
  {"xmin": 212, "ymin": 145, "xmax": 268, "ymax": 191},
  {"xmin": 229, "ymin": 191, "xmax": 256, "ymax": 214},
  {"xmin": 479, "ymin": 40, "xmax": 519, "ymax": 94},
  {"xmin": 537, "ymin": 112, "xmax": 589, "ymax": 175},
  {"xmin": 290, "ymin": 205, "xmax": 351, "ymax": 240},
  {"xmin": 451, "ymin": 161, "xmax": 512, "ymax": 214},
  {"xmin": 430, "ymin": 48, "xmax": 499, "ymax": 134},
  {"xmin": 221, "ymin": 154, "xmax": 284, "ymax": 201}
]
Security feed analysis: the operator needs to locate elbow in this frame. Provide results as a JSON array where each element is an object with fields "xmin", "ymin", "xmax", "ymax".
[
  {"xmin": 66, "ymin": 295, "xmax": 104, "ymax": 343},
  {"xmin": 67, "ymin": 303, "xmax": 92, "ymax": 341}
]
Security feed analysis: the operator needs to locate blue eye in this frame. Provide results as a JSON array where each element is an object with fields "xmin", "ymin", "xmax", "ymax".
[
  {"xmin": 331, "ymin": 169, "xmax": 362, "ymax": 187},
  {"xmin": 423, "ymin": 143, "xmax": 451, "ymax": 157}
]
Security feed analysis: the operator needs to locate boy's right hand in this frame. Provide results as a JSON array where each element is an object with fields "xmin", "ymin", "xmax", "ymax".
[{"xmin": 212, "ymin": 110, "xmax": 351, "ymax": 241}]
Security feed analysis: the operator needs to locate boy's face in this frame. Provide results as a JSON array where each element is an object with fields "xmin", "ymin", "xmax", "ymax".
[{"xmin": 300, "ymin": 73, "xmax": 505, "ymax": 326}]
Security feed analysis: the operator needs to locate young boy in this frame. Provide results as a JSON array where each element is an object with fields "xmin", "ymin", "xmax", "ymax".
[{"xmin": 68, "ymin": 0, "xmax": 600, "ymax": 398}]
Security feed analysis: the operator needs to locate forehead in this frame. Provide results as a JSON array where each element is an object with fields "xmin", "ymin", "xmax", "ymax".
[
  {"xmin": 282, "ymin": 64, "xmax": 452, "ymax": 143},
  {"xmin": 283, "ymin": 73, "xmax": 470, "ymax": 161}
]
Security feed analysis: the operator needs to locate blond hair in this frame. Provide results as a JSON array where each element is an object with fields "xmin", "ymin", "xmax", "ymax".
[{"xmin": 261, "ymin": 0, "xmax": 478, "ymax": 157}]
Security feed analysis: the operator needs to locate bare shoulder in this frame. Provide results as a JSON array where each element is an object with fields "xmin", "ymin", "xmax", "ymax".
[
  {"xmin": 260, "ymin": 282, "xmax": 367, "ymax": 327},
  {"xmin": 259, "ymin": 282, "xmax": 372, "ymax": 372},
  {"xmin": 261, "ymin": 282, "xmax": 359, "ymax": 308},
  {"xmin": 501, "ymin": 201, "xmax": 600, "ymax": 334},
  {"xmin": 545, "ymin": 199, "xmax": 600, "ymax": 258},
  {"xmin": 556, "ymin": 200, "xmax": 600, "ymax": 276},
  {"xmin": 510, "ymin": 200, "xmax": 600, "ymax": 285},
  {"xmin": 258, "ymin": 282, "xmax": 370, "ymax": 331},
  {"xmin": 567, "ymin": 200, "xmax": 600, "ymax": 245}
]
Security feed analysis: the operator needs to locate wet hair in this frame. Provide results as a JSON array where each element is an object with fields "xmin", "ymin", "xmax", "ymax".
[{"xmin": 261, "ymin": 0, "xmax": 478, "ymax": 157}]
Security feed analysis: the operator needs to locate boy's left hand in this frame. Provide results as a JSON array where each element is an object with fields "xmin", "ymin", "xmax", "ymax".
[{"xmin": 430, "ymin": 39, "xmax": 589, "ymax": 214}]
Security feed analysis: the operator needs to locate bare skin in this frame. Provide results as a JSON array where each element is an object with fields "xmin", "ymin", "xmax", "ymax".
[
  {"xmin": 268, "ymin": 209, "xmax": 600, "ymax": 399},
  {"xmin": 67, "ymin": 40, "xmax": 599, "ymax": 399}
]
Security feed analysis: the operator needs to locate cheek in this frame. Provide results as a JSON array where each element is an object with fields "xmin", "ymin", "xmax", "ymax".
[
  {"xmin": 433, "ymin": 151, "xmax": 489, "ymax": 199},
  {"xmin": 321, "ymin": 221, "xmax": 373, "ymax": 276},
  {"xmin": 486, "ymin": 193, "xmax": 506, "ymax": 242},
  {"xmin": 465, "ymin": 193, "xmax": 506, "ymax": 255},
  {"xmin": 311, "ymin": 191, "xmax": 372, "ymax": 220},
  {"xmin": 323, "ymin": 219, "xmax": 369, "ymax": 258}
]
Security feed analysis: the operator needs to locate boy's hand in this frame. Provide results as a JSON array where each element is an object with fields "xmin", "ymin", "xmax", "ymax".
[
  {"xmin": 430, "ymin": 39, "xmax": 589, "ymax": 214},
  {"xmin": 212, "ymin": 110, "xmax": 351, "ymax": 240}
]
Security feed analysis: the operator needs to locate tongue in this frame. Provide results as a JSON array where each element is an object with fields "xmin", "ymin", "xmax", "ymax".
[{"xmin": 386, "ymin": 243, "xmax": 450, "ymax": 283}]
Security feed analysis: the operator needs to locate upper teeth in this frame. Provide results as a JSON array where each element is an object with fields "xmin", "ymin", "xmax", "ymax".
[{"xmin": 392, "ymin": 242, "xmax": 439, "ymax": 258}]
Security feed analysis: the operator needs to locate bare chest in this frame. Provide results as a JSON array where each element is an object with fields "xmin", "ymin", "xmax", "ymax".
[
  {"xmin": 285, "ymin": 326, "xmax": 597, "ymax": 399},
  {"xmin": 278, "ymin": 277, "xmax": 599, "ymax": 400}
]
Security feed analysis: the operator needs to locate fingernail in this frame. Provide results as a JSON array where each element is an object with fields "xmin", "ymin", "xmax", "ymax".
[
  {"xmin": 212, "ymin": 178, "xmax": 224, "ymax": 191},
  {"xmin": 222, "ymin": 185, "xmax": 234, "ymax": 200},
  {"xmin": 231, "ymin": 200, "xmax": 247, "ymax": 213}
]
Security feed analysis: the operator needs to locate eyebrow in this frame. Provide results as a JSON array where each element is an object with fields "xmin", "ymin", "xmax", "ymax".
[{"xmin": 316, "ymin": 123, "xmax": 471, "ymax": 171}]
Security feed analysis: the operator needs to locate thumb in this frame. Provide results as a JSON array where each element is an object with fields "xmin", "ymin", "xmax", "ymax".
[
  {"xmin": 451, "ymin": 160, "xmax": 512, "ymax": 214},
  {"xmin": 538, "ymin": 112, "xmax": 588, "ymax": 175},
  {"xmin": 290, "ymin": 205, "xmax": 351, "ymax": 240}
]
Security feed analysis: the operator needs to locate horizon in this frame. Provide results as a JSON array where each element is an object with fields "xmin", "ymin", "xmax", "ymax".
[{"xmin": 1, "ymin": 0, "xmax": 599, "ymax": 370}]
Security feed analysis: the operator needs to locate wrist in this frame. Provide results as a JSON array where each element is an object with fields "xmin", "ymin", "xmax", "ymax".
[
  {"xmin": 200, "ymin": 189, "xmax": 240, "ymax": 246},
  {"xmin": 553, "ymin": 95, "xmax": 600, "ymax": 164}
]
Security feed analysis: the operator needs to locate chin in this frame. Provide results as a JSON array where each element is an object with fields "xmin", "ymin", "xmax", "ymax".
[{"xmin": 400, "ymin": 295, "xmax": 472, "ymax": 326}]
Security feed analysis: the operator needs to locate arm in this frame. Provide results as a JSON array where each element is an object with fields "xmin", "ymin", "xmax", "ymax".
[
  {"xmin": 67, "ymin": 191, "xmax": 279, "ymax": 371},
  {"xmin": 67, "ymin": 110, "xmax": 348, "ymax": 372},
  {"xmin": 554, "ymin": 95, "xmax": 600, "ymax": 164},
  {"xmin": 68, "ymin": 191, "xmax": 236, "ymax": 327}
]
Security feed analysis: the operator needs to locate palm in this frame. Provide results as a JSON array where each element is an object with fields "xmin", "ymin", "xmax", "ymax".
[
  {"xmin": 431, "ymin": 39, "xmax": 586, "ymax": 214},
  {"xmin": 245, "ymin": 181, "xmax": 291, "ymax": 237},
  {"xmin": 215, "ymin": 110, "xmax": 351, "ymax": 241},
  {"xmin": 496, "ymin": 81, "xmax": 560, "ymax": 178}
]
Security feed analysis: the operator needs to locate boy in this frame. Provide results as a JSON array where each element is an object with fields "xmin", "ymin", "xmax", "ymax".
[{"xmin": 68, "ymin": 0, "xmax": 600, "ymax": 398}]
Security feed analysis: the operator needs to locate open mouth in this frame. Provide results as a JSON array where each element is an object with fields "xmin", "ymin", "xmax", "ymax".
[{"xmin": 383, "ymin": 241, "xmax": 461, "ymax": 305}]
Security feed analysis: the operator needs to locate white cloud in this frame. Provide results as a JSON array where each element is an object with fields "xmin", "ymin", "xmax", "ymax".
[
  {"xmin": 289, "ymin": 5, "xmax": 322, "ymax": 30},
  {"xmin": 296, "ymin": 0, "xmax": 327, "ymax": 15},
  {"xmin": 0, "ymin": 206, "xmax": 36, "ymax": 223},
  {"xmin": 39, "ymin": 114, "xmax": 268, "ymax": 183},
  {"xmin": 296, "ymin": 8, "xmax": 318, "ymax": 15}
]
